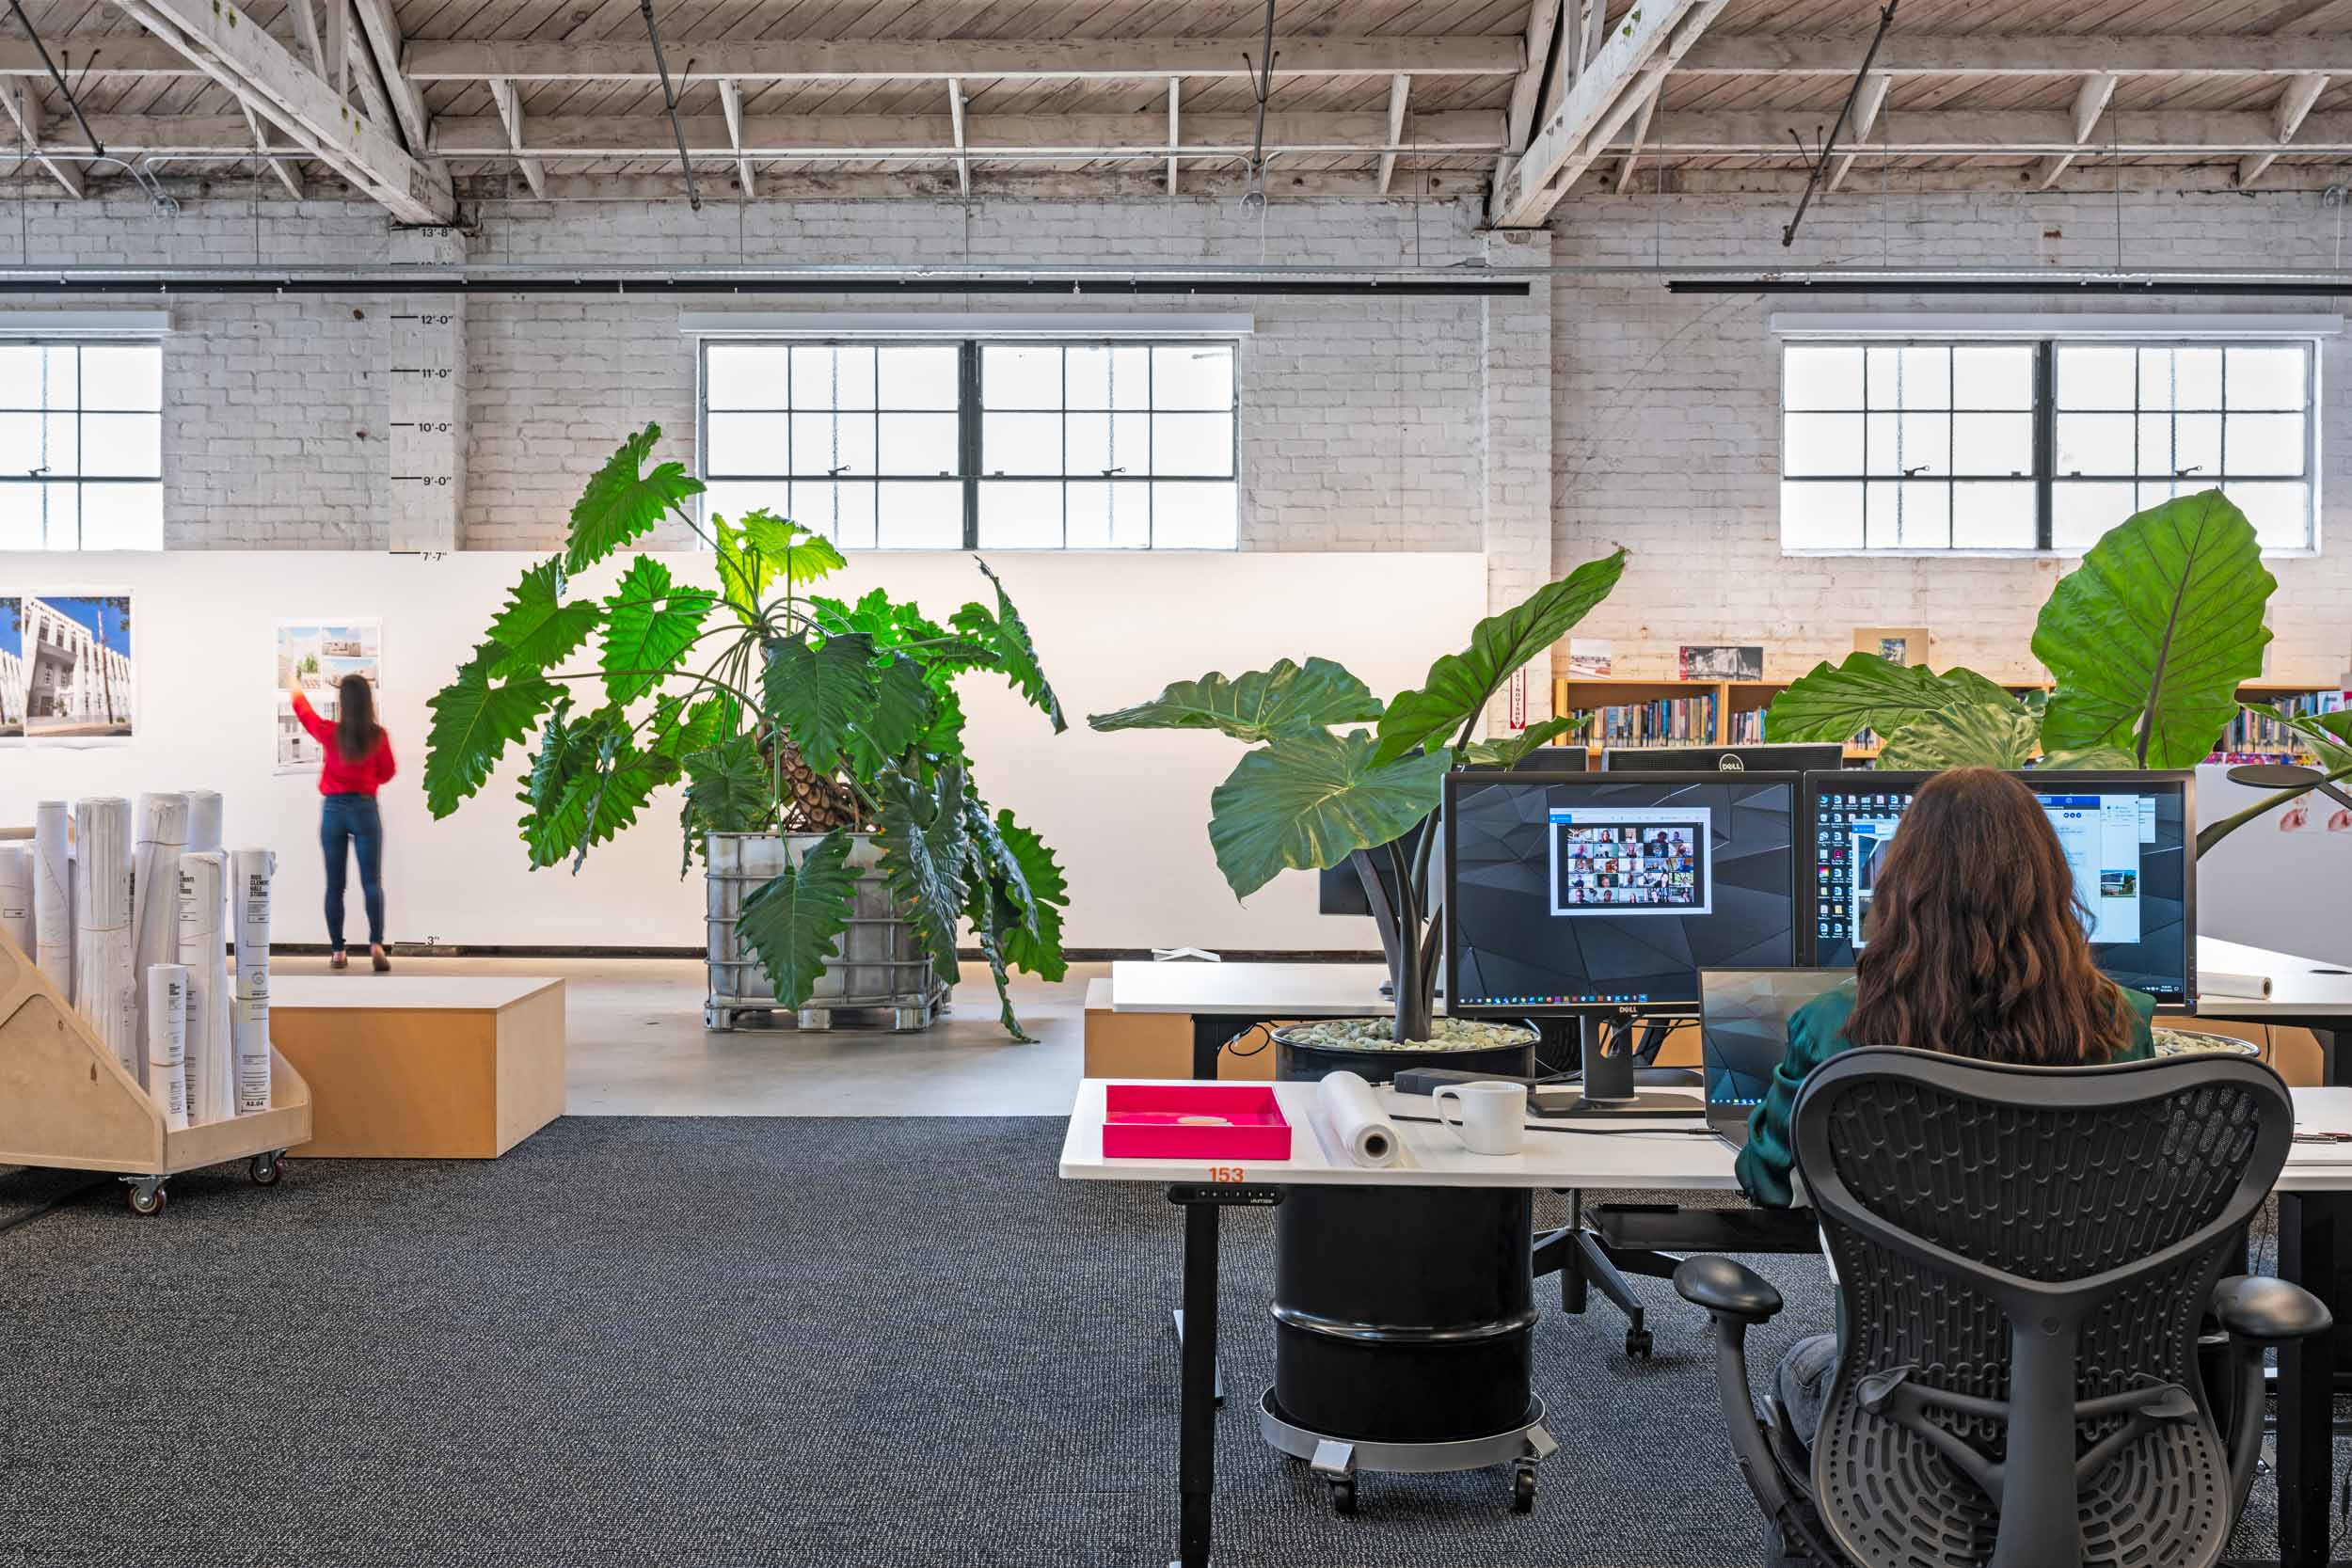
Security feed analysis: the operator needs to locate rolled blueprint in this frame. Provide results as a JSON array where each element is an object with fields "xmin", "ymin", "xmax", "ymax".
[
  {"xmin": 2201, "ymin": 971, "xmax": 2275, "ymax": 1001},
  {"xmin": 0, "ymin": 845, "xmax": 30, "ymax": 960},
  {"xmin": 1318, "ymin": 1070, "xmax": 1402, "ymax": 1169},
  {"xmin": 177, "ymin": 852, "xmax": 232, "ymax": 1127},
  {"xmin": 230, "ymin": 848, "xmax": 274, "ymax": 1114},
  {"xmin": 143, "ymin": 963, "xmax": 189, "ymax": 1132},
  {"xmin": 32, "ymin": 800, "xmax": 72, "ymax": 999},
  {"xmin": 130, "ymin": 793, "xmax": 189, "ymax": 1076},
  {"xmin": 183, "ymin": 790, "xmax": 222, "ymax": 855},
  {"xmin": 72, "ymin": 798, "xmax": 135, "ymax": 1074}
]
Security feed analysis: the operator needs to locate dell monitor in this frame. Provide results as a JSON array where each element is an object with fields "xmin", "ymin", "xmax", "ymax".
[
  {"xmin": 1319, "ymin": 745, "xmax": 1583, "ymax": 917},
  {"xmin": 1445, "ymin": 770, "xmax": 1802, "ymax": 1014},
  {"xmin": 1805, "ymin": 770, "xmax": 2195, "ymax": 1005},
  {"xmin": 1604, "ymin": 742, "xmax": 1846, "ymax": 775}
]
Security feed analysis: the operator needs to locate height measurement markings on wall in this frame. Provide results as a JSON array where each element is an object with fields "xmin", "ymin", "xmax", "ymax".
[{"xmin": 387, "ymin": 306, "xmax": 464, "ymax": 553}]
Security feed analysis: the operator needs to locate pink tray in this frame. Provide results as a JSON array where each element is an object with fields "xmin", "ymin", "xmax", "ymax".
[{"xmin": 1102, "ymin": 1084, "xmax": 1293, "ymax": 1161}]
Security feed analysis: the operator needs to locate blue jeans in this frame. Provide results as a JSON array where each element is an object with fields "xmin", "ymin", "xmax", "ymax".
[{"xmin": 320, "ymin": 793, "xmax": 384, "ymax": 950}]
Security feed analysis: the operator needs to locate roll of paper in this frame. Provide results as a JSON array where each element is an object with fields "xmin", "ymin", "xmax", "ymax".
[
  {"xmin": 72, "ymin": 798, "xmax": 135, "ymax": 1073},
  {"xmin": 183, "ymin": 790, "xmax": 222, "ymax": 856},
  {"xmin": 32, "ymin": 800, "xmax": 72, "ymax": 999},
  {"xmin": 2202, "ymin": 971, "xmax": 2276, "ymax": 1001},
  {"xmin": 229, "ymin": 848, "xmax": 274, "ymax": 1114},
  {"xmin": 1319, "ymin": 1070, "xmax": 1402, "ymax": 1169},
  {"xmin": 130, "ymin": 793, "xmax": 189, "ymax": 1077},
  {"xmin": 0, "ymin": 844, "xmax": 31, "ymax": 960},
  {"xmin": 177, "ymin": 852, "xmax": 232, "ymax": 1127},
  {"xmin": 144, "ymin": 963, "xmax": 189, "ymax": 1132}
]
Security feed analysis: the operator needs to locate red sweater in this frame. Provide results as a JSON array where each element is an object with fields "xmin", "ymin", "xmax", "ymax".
[{"xmin": 292, "ymin": 687, "xmax": 397, "ymax": 796}]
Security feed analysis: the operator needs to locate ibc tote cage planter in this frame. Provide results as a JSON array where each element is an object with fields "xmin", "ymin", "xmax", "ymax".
[
  {"xmin": 0, "ymin": 930, "xmax": 310, "ymax": 1215},
  {"xmin": 704, "ymin": 831, "xmax": 949, "ymax": 1034}
]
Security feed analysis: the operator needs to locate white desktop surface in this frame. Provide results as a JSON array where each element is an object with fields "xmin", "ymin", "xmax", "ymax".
[
  {"xmin": 1061, "ymin": 1081, "xmax": 2352, "ymax": 1195},
  {"xmin": 1107, "ymin": 940, "xmax": 2352, "ymax": 1022}
]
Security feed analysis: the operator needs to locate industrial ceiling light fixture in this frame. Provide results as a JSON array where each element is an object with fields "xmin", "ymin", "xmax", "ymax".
[
  {"xmin": 1238, "ymin": 0, "xmax": 1279, "ymax": 215},
  {"xmin": 1781, "ymin": 0, "xmax": 1899, "ymax": 247},
  {"xmin": 639, "ymin": 0, "xmax": 701, "ymax": 213}
]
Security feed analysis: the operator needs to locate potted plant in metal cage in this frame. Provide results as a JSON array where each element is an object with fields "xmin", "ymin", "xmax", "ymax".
[{"xmin": 421, "ymin": 423, "xmax": 1073, "ymax": 1039}]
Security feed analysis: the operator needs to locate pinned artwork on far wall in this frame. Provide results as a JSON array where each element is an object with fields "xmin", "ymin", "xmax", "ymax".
[
  {"xmin": 1855, "ymin": 626, "xmax": 1932, "ymax": 668},
  {"xmin": 276, "ymin": 619, "xmax": 383, "ymax": 773},
  {"xmin": 0, "ymin": 597, "xmax": 24, "ymax": 741},
  {"xmin": 23, "ymin": 593, "xmax": 134, "ymax": 743},
  {"xmin": 1677, "ymin": 643, "xmax": 1765, "ymax": 682},
  {"xmin": 1567, "ymin": 638, "xmax": 1613, "ymax": 677}
]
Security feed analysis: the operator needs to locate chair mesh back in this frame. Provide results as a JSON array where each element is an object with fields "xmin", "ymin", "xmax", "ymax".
[{"xmin": 1799, "ymin": 1053, "xmax": 2282, "ymax": 1568}]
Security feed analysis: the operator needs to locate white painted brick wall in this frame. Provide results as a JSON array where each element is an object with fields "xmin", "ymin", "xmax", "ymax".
[
  {"xmin": 5, "ymin": 194, "xmax": 1493, "ymax": 556},
  {"xmin": 1554, "ymin": 185, "xmax": 2352, "ymax": 683}
]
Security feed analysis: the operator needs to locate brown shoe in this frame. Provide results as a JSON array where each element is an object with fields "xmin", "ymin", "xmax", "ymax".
[
  {"xmin": 371, "ymin": 946, "xmax": 390, "ymax": 973},
  {"xmin": 330, "ymin": 949, "xmax": 348, "ymax": 971}
]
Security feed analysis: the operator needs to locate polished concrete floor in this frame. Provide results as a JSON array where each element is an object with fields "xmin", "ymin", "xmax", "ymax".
[{"xmin": 272, "ymin": 952, "xmax": 1098, "ymax": 1116}]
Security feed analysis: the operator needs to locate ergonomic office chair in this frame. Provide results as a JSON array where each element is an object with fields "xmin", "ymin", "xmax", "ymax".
[
  {"xmin": 1674, "ymin": 1047, "xmax": 2329, "ymax": 1568},
  {"xmin": 1534, "ymin": 1013, "xmax": 1814, "ymax": 1360}
]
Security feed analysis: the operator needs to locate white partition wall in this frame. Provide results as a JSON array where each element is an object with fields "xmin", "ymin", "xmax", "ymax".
[{"xmin": 0, "ymin": 551, "xmax": 1484, "ymax": 953}]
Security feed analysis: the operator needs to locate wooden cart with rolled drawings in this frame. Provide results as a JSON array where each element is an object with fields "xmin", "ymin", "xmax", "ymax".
[{"xmin": 0, "ymin": 929, "xmax": 310, "ymax": 1214}]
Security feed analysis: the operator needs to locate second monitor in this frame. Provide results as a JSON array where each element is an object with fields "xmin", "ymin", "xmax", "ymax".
[{"xmin": 1447, "ymin": 771, "xmax": 1802, "ymax": 1014}]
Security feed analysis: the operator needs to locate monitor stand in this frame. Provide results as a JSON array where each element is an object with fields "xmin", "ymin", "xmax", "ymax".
[{"xmin": 1529, "ymin": 1013, "xmax": 1701, "ymax": 1118}]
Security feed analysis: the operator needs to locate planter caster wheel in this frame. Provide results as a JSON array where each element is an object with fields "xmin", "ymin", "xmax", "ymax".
[
  {"xmin": 1625, "ymin": 1328, "xmax": 1653, "ymax": 1360},
  {"xmin": 703, "ymin": 1004, "xmax": 737, "ymax": 1033},
  {"xmin": 249, "ymin": 1151, "xmax": 286, "ymax": 1186},
  {"xmin": 1512, "ymin": 1463, "xmax": 1538, "ymax": 1513},
  {"xmin": 1326, "ymin": 1476, "xmax": 1357, "ymax": 1515},
  {"xmin": 126, "ymin": 1180, "xmax": 166, "ymax": 1216}
]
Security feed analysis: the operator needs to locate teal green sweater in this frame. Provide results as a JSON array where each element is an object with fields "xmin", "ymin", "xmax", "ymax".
[{"xmin": 1732, "ymin": 980, "xmax": 2160, "ymax": 1209}]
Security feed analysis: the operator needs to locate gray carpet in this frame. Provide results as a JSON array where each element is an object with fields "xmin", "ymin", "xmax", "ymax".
[{"xmin": 0, "ymin": 1118, "xmax": 2323, "ymax": 1568}]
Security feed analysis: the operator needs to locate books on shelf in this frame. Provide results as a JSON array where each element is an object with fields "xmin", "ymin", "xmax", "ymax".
[
  {"xmin": 1727, "ymin": 708, "xmax": 1766, "ymax": 744},
  {"xmin": 2207, "ymin": 690, "xmax": 2349, "ymax": 765},
  {"xmin": 1569, "ymin": 692, "xmax": 1719, "ymax": 749}
]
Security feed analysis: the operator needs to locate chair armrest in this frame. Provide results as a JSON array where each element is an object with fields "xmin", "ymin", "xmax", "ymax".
[
  {"xmin": 2213, "ymin": 1275, "xmax": 2333, "ymax": 1343},
  {"xmin": 1674, "ymin": 1256, "xmax": 1785, "ymax": 1323}
]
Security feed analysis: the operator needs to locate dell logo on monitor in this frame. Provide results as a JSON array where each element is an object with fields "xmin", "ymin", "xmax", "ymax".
[{"xmin": 1716, "ymin": 753, "xmax": 1745, "ymax": 772}]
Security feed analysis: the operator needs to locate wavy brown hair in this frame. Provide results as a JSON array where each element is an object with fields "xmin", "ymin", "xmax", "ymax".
[{"xmin": 1845, "ymin": 767, "xmax": 2137, "ymax": 1066}]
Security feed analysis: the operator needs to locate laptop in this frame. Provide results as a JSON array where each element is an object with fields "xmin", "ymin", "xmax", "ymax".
[{"xmin": 1697, "ymin": 968, "xmax": 1851, "ymax": 1148}]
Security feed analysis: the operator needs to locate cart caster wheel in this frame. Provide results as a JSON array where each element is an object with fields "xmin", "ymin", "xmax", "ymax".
[
  {"xmin": 1512, "ymin": 1465, "xmax": 1537, "ymax": 1513},
  {"xmin": 1327, "ymin": 1476, "xmax": 1357, "ymax": 1515},
  {"xmin": 127, "ymin": 1183, "xmax": 166, "ymax": 1215},
  {"xmin": 249, "ymin": 1151, "xmax": 285, "ymax": 1186},
  {"xmin": 1625, "ymin": 1328, "xmax": 1653, "ymax": 1360}
]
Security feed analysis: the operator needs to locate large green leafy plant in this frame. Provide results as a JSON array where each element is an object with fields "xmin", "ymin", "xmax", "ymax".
[
  {"xmin": 1088, "ymin": 549, "xmax": 1628, "ymax": 1044},
  {"xmin": 423, "ymin": 423, "xmax": 1072, "ymax": 1039},
  {"xmin": 1763, "ymin": 489, "xmax": 2352, "ymax": 852}
]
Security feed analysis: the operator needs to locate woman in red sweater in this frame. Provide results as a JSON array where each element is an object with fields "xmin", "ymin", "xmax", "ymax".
[{"xmin": 286, "ymin": 668, "xmax": 396, "ymax": 971}]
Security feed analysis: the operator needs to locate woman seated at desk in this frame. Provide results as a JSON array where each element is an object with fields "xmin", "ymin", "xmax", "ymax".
[{"xmin": 1732, "ymin": 766, "xmax": 2159, "ymax": 1444}]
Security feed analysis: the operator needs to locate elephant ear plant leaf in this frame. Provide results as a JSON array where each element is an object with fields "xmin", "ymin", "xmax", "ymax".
[
  {"xmin": 1088, "ymin": 547, "xmax": 1629, "ymax": 1046},
  {"xmin": 425, "ymin": 423, "xmax": 1070, "ymax": 1039},
  {"xmin": 2034, "ymin": 489, "xmax": 2276, "ymax": 768}
]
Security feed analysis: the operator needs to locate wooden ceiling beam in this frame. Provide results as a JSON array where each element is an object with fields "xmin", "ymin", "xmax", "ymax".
[
  {"xmin": 1377, "ymin": 73, "xmax": 1409, "ymax": 194},
  {"xmin": 239, "ymin": 98, "xmax": 304, "ymax": 199},
  {"xmin": 2028, "ymin": 71, "xmax": 2118, "ymax": 191},
  {"xmin": 486, "ymin": 75, "xmax": 544, "ymax": 198},
  {"xmin": 2239, "ymin": 72, "xmax": 2329, "ymax": 186},
  {"xmin": 1825, "ymin": 71, "xmax": 1888, "ymax": 193},
  {"xmin": 0, "ymin": 83, "xmax": 84, "ymax": 198},
  {"xmin": 1680, "ymin": 32, "xmax": 2352, "ymax": 77},
  {"xmin": 718, "ymin": 78, "xmax": 751, "ymax": 198},
  {"xmin": 399, "ymin": 35, "xmax": 1522, "ymax": 83}
]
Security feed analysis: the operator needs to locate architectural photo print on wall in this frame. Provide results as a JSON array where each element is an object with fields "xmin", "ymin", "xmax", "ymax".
[
  {"xmin": 24, "ymin": 593, "xmax": 132, "ymax": 743},
  {"xmin": 0, "ymin": 597, "xmax": 24, "ymax": 741},
  {"xmin": 276, "ymin": 619, "xmax": 381, "ymax": 773},
  {"xmin": 1678, "ymin": 643, "xmax": 1765, "ymax": 682}
]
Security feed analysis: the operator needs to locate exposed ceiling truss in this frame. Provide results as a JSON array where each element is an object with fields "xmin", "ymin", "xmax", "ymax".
[{"xmin": 8, "ymin": 7, "xmax": 2352, "ymax": 218}]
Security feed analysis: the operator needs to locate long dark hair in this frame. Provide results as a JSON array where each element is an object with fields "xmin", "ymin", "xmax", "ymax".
[
  {"xmin": 334, "ymin": 674, "xmax": 383, "ymax": 763},
  {"xmin": 1845, "ymin": 767, "xmax": 2137, "ymax": 1066}
]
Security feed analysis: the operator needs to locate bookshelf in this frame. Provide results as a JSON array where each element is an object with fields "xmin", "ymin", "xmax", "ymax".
[{"xmin": 1549, "ymin": 674, "xmax": 2344, "ymax": 764}]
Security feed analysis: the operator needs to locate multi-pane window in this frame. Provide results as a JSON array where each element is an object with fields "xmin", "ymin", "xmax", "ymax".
[
  {"xmin": 0, "ymin": 341, "xmax": 164, "ymax": 550},
  {"xmin": 699, "ymin": 338, "xmax": 1240, "ymax": 549},
  {"xmin": 1781, "ymin": 338, "xmax": 2318, "ymax": 553}
]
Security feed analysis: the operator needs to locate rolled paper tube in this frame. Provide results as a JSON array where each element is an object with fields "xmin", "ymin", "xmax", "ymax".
[
  {"xmin": 0, "ymin": 845, "xmax": 30, "ymax": 960},
  {"xmin": 178, "ymin": 852, "xmax": 232, "ymax": 1127},
  {"xmin": 144, "ymin": 964, "xmax": 189, "ymax": 1132},
  {"xmin": 130, "ymin": 793, "xmax": 189, "ymax": 1078},
  {"xmin": 72, "ymin": 798, "xmax": 135, "ymax": 1073},
  {"xmin": 32, "ymin": 800, "xmax": 72, "ymax": 1000},
  {"xmin": 1318, "ymin": 1069, "xmax": 1402, "ymax": 1169},
  {"xmin": 231, "ymin": 992, "xmax": 271, "ymax": 1116},
  {"xmin": 2201, "ymin": 971, "xmax": 2276, "ymax": 1001},
  {"xmin": 183, "ymin": 790, "xmax": 222, "ymax": 856},
  {"xmin": 230, "ymin": 848, "xmax": 274, "ymax": 1002}
]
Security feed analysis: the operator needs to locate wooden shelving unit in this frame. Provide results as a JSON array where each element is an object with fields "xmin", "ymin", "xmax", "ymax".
[{"xmin": 0, "ymin": 929, "xmax": 310, "ymax": 1212}]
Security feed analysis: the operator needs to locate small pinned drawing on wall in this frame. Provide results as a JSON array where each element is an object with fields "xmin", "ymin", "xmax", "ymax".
[
  {"xmin": 0, "ymin": 597, "xmax": 24, "ymax": 740},
  {"xmin": 1854, "ymin": 626, "xmax": 1931, "ymax": 668},
  {"xmin": 276, "ymin": 619, "xmax": 382, "ymax": 773},
  {"xmin": 24, "ymin": 593, "xmax": 134, "ymax": 742}
]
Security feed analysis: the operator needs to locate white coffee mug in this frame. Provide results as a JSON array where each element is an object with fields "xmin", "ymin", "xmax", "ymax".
[{"xmin": 1432, "ymin": 1081, "xmax": 1528, "ymax": 1156}]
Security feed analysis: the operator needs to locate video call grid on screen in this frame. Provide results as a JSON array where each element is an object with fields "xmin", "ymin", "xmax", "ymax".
[
  {"xmin": 1446, "ymin": 771, "xmax": 1802, "ymax": 1014},
  {"xmin": 1804, "ymin": 769, "xmax": 2195, "ymax": 1005}
]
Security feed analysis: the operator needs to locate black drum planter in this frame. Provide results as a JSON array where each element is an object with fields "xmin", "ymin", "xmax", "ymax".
[{"xmin": 1262, "ymin": 1027, "xmax": 1558, "ymax": 1516}]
